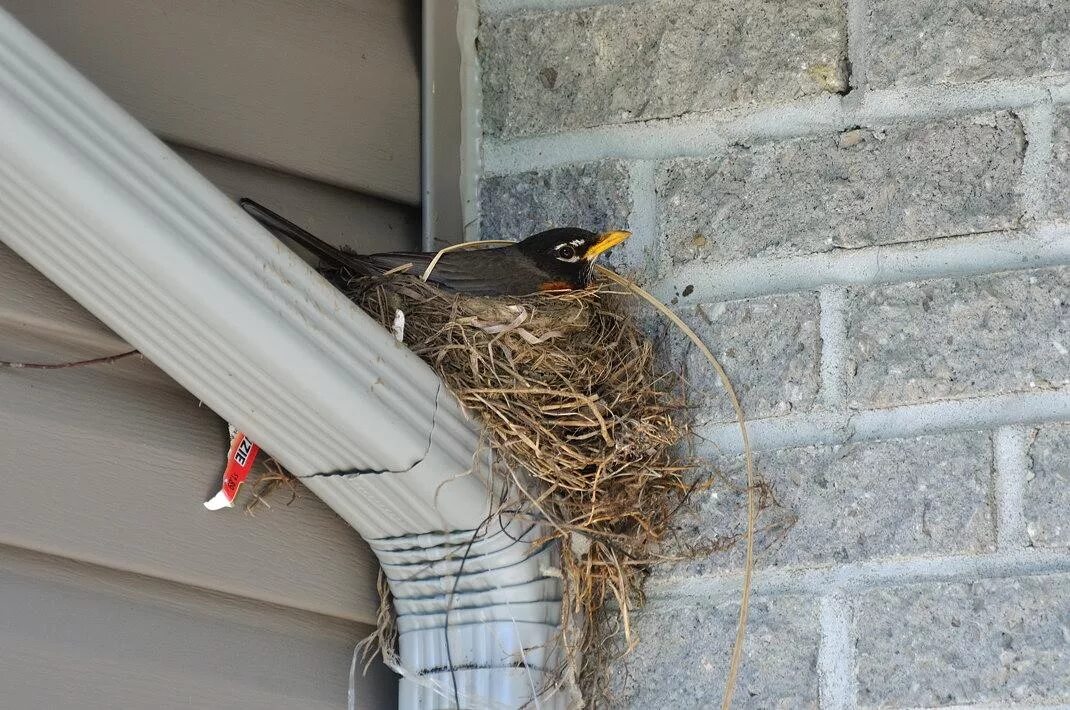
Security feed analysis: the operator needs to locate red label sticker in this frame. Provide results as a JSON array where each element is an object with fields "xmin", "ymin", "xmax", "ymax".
[{"xmin": 205, "ymin": 430, "xmax": 261, "ymax": 510}]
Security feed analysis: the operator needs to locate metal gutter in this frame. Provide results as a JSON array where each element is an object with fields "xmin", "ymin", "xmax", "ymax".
[
  {"xmin": 421, "ymin": 0, "xmax": 463, "ymax": 251},
  {"xmin": 421, "ymin": 0, "xmax": 483, "ymax": 248},
  {"xmin": 0, "ymin": 8, "xmax": 564, "ymax": 708}
]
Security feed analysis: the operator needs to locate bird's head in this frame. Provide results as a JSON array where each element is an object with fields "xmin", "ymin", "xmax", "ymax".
[{"xmin": 516, "ymin": 227, "xmax": 632, "ymax": 291}]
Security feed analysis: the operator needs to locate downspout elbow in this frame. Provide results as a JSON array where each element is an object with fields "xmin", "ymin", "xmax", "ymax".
[{"xmin": 370, "ymin": 518, "xmax": 567, "ymax": 709}]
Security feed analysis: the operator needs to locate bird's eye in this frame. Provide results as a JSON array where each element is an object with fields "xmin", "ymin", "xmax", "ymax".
[{"xmin": 556, "ymin": 245, "xmax": 576, "ymax": 260}]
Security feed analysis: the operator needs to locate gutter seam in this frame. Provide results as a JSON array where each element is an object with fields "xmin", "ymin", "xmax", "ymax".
[{"xmin": 299, "ymin": 383, "xmax": 445, "ymax": 479}]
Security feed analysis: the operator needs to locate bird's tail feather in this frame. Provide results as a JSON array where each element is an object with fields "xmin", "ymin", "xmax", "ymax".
[{"xmin": 238, "ymin": 198, "xmax": 373, "ymax": 274}]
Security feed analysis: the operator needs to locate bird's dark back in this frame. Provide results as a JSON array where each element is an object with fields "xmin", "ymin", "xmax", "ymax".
[{"xmin": 364, "ymin": 246, "xmax": 560, "ymax": 296}]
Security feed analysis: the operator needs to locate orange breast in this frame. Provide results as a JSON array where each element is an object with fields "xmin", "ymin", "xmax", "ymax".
[{"xmin": 538, "ymin": 280, "xmax": 573, "ymax": 292}]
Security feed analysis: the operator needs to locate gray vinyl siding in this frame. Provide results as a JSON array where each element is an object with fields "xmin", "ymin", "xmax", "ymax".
[
  {"xmin": 0, "ymin": 2, "xmax": 418, "ymax": 706},
  {"xmin": 0, "ymin": 544, "xmax": 395, "ymax": 710},
  {"xmin": 3, "ymin": 0, "xmax": 420, "ymax": 204},
  {"xmin": 0, "ymin": 194, "xmax": 405, "ymax": 709},
  {"xmin": 0, "ymin": 264, "xmax": 381, "ymax": 621}
]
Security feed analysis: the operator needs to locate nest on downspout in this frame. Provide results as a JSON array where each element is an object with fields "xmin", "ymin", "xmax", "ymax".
[{"xmin": 346, "ymin": 272, "xmax": 723, "ymax": 702}]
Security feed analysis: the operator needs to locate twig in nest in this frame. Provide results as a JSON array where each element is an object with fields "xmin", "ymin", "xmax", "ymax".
[
  {"xmin": 419, "ymin": 239, "xmax": 515, "ymax": 282},
  {"xmin": 243, "ymin": 458, "xmax": 299, "ymax": 514},
  {"xmin": 0, "ymin": 348, "xmax": 140, "ymax": 369}
]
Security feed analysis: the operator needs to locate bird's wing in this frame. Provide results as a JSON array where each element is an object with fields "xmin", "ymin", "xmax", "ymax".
[
  {"xmin": 367, "ymin": 249, "xmax": 542, "ymax": 296},
  {"xmin": 239, "ymin": 198, "xmax": 539, "ymax": 295}
]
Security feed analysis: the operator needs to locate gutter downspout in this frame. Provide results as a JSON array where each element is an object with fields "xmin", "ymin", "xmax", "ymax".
[{"xmin": 0, "ymin": 10, "xmax": 564, "ymax": 708}]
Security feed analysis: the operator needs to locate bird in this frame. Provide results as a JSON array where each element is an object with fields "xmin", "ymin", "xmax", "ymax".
[{"xmin": 239, "ymin": 198, "xmax": 630, "ymax": 297}]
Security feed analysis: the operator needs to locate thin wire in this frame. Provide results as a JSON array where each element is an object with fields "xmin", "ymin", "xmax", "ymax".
[
  {"xmin": 0, "ymin": 348, "xmax": 140, "ymax": 369},
  {"xmin": 444, "ymin": 517, "xmax": 494, "ymax": 710}
]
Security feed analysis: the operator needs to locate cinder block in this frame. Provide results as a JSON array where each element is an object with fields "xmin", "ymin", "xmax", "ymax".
[
  {"xmin": 1026, "ymin": 423, "xmax": 1070, "ymax": 547},
  {"xmin": 1048, "ymin": 105, "xmax": 1070, "ymax": 220},
  {"xmin": 864, "ymin": 0, "xmax": 1070, "ymax": 89},
  {"xmin": 479, "ymin": 0, "xmax": 846, "ymax": 138},
  {"xmin": 671, "ymin": 292, "xmax": 821, "ymax": 424},
  {"xmin": 855, "ymin": 575, "xmax": 1070, "ymax": 707},
  {"xmin": 609, "ymin": 596, "xmax": 820, "ymax": 709},
  {"xmin": 658, "ymin": 112, "xmax": 1024, "ymax": 264},
  {"xmin": 480, "ymin": 160, "xmax": 633, "ymax": 246},
  {"xmin": 670, "ymin": 432, "xmax": 995, "ymax": 573},
  {"xmin": 845, "ymin": 266, "xmax": 1070, "ymax": 408}
]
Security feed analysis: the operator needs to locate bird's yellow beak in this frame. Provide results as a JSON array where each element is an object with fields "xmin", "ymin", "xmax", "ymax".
[{"xmin": 584, "ymin": 230, "xmax": 631, "ymax": 260}]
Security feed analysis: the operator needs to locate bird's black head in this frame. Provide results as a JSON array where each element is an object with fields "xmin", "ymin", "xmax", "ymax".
[{"xmin": 515, "ymin": 227, "xmax": 632, "ymax": 291}]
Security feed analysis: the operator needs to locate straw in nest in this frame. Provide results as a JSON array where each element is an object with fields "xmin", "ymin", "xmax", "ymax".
[{"xmin": 345, "ymin": 270, "xmax": 727, "ymax": 702}]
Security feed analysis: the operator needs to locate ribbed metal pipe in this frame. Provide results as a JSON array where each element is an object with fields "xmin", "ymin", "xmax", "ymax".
[{"xmin": 369, "ymin": 518, "xmax": 567, "ymax": 709}]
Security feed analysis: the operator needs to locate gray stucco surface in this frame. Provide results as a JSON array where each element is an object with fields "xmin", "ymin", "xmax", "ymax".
[
  {"xmin": 864, "ymin": 0, "xmax": 1070, "ymax": 89},
  {"xmin": 475, "ymin": 0, "xmax": 1070, "ymax": 706},
  {"xmin": 480, "ymin": 0, "xmax": 847, "ymax": 138},
  {"xmin": 1025, "ymin": 423, "xmax": 1070, "ymax": 548},
  {"xmin": 855, "ymin": 575, "xmax": 1070, "ymax": 707},
  {"xmin": 658, "ymin": 112, "xmax": 1025, "ymax": 264},
  {"xmin": 845, "ymin": 266, "xmax": 1070, "ymax": 408},
  {"xmin": 666, "ymin": 432, "xmax": 994, "ymax": 574},
  {"xmin": 610, "ymin": 596, "xmax": 821, "ymax": 709},
  {"xmin": 480, "ymin": 160, "xmax": 633, "ymax": 240},
  {"xmin": 673, "ymin": 292, "xmax": 822, "ymax": 424}
]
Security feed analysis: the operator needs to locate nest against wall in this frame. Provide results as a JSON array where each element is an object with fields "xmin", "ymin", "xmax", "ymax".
[
  {"xmin": 343, "ymin": 271, "xmax": 728, "ymax": 702},
  {"xmin": 4, "ymin": 234, "xmax": 758, "ymax": 705}
]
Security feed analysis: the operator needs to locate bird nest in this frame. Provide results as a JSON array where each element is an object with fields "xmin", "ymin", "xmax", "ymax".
[{"xmin": 346, "ymin": 272, "xmax": 714, "ymax": 701}]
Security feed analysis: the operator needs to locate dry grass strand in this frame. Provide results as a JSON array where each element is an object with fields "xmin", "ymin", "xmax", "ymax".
[
  {"xmin": 594, "ymin": 266, "xmax": 758, "ymax": 710},
  {"xmin": 348, "ymin": 271, "xmax": 719, "ymax": 702}
]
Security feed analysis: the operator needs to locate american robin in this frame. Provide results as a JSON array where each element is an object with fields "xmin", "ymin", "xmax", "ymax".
[{"xmin": 239, "ymin": 198, "xmax": 630, "ymax": 297}]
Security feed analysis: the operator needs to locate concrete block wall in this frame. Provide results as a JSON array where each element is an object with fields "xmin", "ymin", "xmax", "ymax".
[{"xmin": 468, "ymin": 0, "xmax": 1070, "ymax": 707}]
